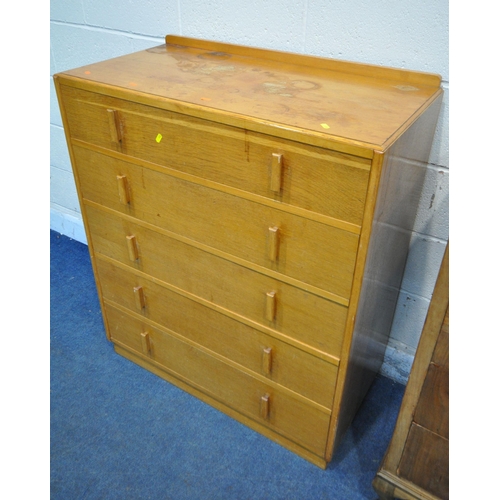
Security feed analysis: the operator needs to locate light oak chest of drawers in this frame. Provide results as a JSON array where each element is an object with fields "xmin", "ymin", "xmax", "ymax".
[{"xmin": 54, "ymin": 35, "xmax": 443, "ymax": 468}]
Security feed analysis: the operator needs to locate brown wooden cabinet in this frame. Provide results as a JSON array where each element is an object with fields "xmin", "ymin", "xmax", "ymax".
[
  {"xmin": 373, "ymin": 244, "xmax": 449, "ymax": 498},
  {"xmin": 54, "ymin": 36, "xmax": 442, "ymax": 468}
]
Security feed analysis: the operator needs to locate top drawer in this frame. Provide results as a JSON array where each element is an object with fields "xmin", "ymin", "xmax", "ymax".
[{"xmin": 59, "ymin": 84, "xmax": 371, "ymax": 226}]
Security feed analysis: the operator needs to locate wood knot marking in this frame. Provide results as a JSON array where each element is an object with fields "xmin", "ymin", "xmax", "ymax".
[
  {"xmin": 262, "ymin": 80, "xmax": 320, "ymax": 97},
  {"xmin": 198, "ymin": 51, "xmax": 232, "ymax": 60},
  {"xmin": 395, "ymin": 85, "xmax": 419, "ymax": 91},
  {"xmin": 290, "ymin": 80, "xmax": 320, "ymax": 91}
]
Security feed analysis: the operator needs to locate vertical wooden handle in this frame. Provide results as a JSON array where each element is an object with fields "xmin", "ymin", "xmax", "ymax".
[
  {"xmin": 260, "ymin": 394, "xmax": 270, "ymax": 420},
  {"xmin": 262, "ymin": 347, "xmax": 273, "ymax": 376},
  {"xmin": 268, "ymin": 226, "xmax": 280, "ymax": 262},
  {"xmin": 141, "ymin": 331, "xmax": 151, "ymax": 356},
  {"xmin": 270, "ymin": 153, "xmax": 283, "ymax": 193},
  {"xmin": 265, "ymin": 291, "xmax": 276, "ymax": 322},
  {"xmin": 117, "ymin": 175, "xmax": 130, "ymax": 204},
  {"xmin": 133, "ymin": 286, "xmax": 146, "ymax": 311},
  {"xmin": 126, "ymin": 235, "xmax": 139, "ymax": 261},
  {"xmin": 107, "ymin": 109, "xmax": 122, "ymax": 143}
]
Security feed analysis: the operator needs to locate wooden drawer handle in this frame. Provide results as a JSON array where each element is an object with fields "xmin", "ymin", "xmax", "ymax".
[
  {"xmin": 268, "ymin": 226, "xmax": 280, "ymax": 262},
  {"xmin": 133, "ymin": 286, "xmax": 146, "ymax": 311},
  {"xmin": 140, "ymin": 331, "xmax": 151, "ymax": 356},
  {"xmin": 260, "ymin": 393, "xmax": 270, "ymax": 420},
  {"xmin": 270, "ymin": 153, "xmax": 283, "ymax": 193},
  {"xmin": 262, "ymin": 347, "xmax": 273, "ymax": 376},
  {"xmin": 117, "ymin": 175, "xmax": 130, "ymax": 205},
  {"xmin": 107, "ymin": 109, "xmax": 122, "ymax": 143},
  {"xmin": 265, "ymin": 291, "xmax": 276, "ymax": 322},
  {"xmin": 126, "ymin": 234, "xmax": 139, "ymax": 261}
]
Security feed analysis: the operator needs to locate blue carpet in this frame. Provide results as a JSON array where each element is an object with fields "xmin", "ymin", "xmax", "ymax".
[{"xmin": 50, "ymin": 230, "xmax": 404, "ymax": 499}]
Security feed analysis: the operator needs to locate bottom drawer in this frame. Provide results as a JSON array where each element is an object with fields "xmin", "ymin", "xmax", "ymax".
[{"xmin": 105, "ymin": 304, "xmax": 332, "ymax": 457}]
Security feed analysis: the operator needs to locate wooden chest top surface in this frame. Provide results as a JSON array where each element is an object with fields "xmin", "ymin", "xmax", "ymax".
[{"xmin": 58, "ymin": 35, "xmax": 442, "ymax": 153}]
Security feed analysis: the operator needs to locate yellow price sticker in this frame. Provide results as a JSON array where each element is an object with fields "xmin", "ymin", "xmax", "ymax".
[
  {"xmin": 156, "ymin": 133, "xmax": 163, "ymax": 143},
  {"xmin": 320, "ymin": 123, "xmax": 330, "ymax": 129}
]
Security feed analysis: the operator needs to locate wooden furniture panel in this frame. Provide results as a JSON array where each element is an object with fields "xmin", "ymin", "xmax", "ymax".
[
  {"xmin": 105, "ymin": 304, "xmax": 332, "ymax": 456},
  {"xmin": 61, "ymin": 85, "xmax": 371, "ymax": 226},
  {"xmin": 57, "ymin": 36, "xmax": 441, "ymax": 152},
  {"xmin": 373, "ymin": 244, "xmax": 449, "ymax": 499},
  {"xmin": 55, "ymin": 36, "xmax": 442, "ymax": 468},
  {"xmin": 413, "ymin": 349, "xmax": 449, "ymax": 438},
  {"xmin": 96, "ymin": 258, "xmax": 338, "ymax": 407},
  {"xmin": 398, "ymin": 424, "xmax": 449, "ymax": 499}
]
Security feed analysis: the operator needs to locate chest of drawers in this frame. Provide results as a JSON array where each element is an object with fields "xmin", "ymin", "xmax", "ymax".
[{"xmin": 54, "ymin": 35, "xmax": 443, "ymax": 468}]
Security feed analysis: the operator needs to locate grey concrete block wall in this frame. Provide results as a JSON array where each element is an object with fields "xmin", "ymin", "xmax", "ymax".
[{"xmin": 50, "ymin": 0, "xmax": 449, "ymax": 384}]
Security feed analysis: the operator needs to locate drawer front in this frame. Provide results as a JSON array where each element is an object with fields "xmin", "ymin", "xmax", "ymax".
[
  {"xmin": 76, "ymin": 146, "xmax": 359, "ymax": 298},
  {"xmin": 105, "ymin": 304, "xmax": 332, "ymax": 456},
  {"xmin": 97, "ymin": 258, "xmax": 338, "ymax": 407},
  {"xmin": 61, "ymin": 85, "xmax": 370, "ymax": 224},
  {"xmin": 86, "ymin": 204, "xmax": 347, "ymax": 357}
]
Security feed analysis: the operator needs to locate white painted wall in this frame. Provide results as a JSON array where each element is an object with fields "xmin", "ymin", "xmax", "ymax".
[{"xmin": 50, "ymin": 0, "xmax": 449, "ymax": 384}]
